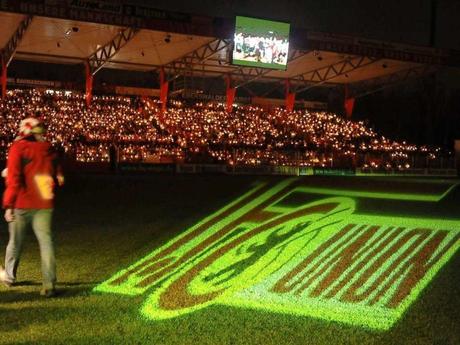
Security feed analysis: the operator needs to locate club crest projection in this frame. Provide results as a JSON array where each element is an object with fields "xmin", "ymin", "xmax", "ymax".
[{"xmin": 95, "ymin": 179, "xmax": 460, "ymax": 330}]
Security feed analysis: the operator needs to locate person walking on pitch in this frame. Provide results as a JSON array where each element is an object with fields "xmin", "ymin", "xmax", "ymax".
[{"xmin": 1, "ymin": 117, "xmax": 64, "ymax": 297}]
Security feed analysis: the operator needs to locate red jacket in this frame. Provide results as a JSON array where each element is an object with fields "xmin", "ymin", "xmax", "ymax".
[{"xmin": 3, "ymin": 138, "xmax": 62, "ymax": 209}]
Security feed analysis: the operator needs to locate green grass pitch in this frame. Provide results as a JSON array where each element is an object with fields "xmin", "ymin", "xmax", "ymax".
[{"xmin": 0, "ymin": 175, "xmax": 459, "ymax": 345}]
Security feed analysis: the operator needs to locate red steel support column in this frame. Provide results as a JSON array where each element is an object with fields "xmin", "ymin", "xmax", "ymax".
[
  {"xmin": 85, "ymin": 62, "xmax": 93, "ymax": 107},
  {"xmin": 344, "ymin": 84, "xmax": 355, "ymax": 118},
  {"xmin": 226, "ymin": 74, "xmax": 236, "ymax": 113},
  {"xmin": 285, "ymin": 79, "xmax": 295, "ymax": 112},
  {"xmin": 159, "ymin": 68, "xmax": 169, "ymax": 113}
]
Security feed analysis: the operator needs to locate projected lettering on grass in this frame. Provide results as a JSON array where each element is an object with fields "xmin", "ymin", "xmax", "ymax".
[{"xmin": 94, "ymin": 179, "xmax": 460, "ymax": 330}]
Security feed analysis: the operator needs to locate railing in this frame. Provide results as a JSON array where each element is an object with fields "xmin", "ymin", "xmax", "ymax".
[
  {"xmin": 122, "ymin": 163, "xmax": 458, "ymax": 177},
  {"xmin": 1, "ymin": 152, "xmax": 457, "ymax": 177}
]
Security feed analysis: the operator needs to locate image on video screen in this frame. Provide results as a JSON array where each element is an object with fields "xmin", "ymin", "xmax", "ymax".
[{"xmin": 232, "ymin": 16, "xmax": 290, "ymax": 70}]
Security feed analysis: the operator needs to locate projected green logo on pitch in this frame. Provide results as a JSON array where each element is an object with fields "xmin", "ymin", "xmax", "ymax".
[{"xmin": 95, "ymin": 179, "xmax": 460, "ymax": 330}]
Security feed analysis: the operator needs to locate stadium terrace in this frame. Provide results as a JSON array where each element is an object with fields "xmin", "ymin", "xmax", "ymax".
[{"xmin": 0, "ymin": 89, "xmax": 448, "ymax": 170}]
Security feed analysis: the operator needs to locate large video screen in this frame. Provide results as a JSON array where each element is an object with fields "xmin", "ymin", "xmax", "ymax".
[{"xmin": 232, "ymin": 16, "xmax": 290, "ymax": 70}]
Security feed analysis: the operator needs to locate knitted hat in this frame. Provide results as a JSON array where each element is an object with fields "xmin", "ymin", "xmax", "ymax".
[{"xmin": 17, "ymin": 117, "xmax": 46, "ymax": 139}]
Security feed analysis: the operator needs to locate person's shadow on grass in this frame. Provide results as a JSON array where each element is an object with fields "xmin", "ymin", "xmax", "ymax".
[{"xmin": 0, "ymin": 281, "xmax": 98, "ymax": 303}]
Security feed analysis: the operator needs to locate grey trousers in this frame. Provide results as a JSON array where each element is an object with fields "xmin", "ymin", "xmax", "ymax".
[{"xmin": 4, "ymin": 209, "xmax": 56, "ymax": 289}]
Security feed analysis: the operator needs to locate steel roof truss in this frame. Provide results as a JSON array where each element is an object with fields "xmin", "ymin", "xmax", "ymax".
[
  {"xmin": 350, "ymin": 64, "xmax": 436, "ymax": 98},
  {"xmin": 87, "ymin": 27, "xmax": 139, "ymax": 75},
  {"xmin": 1, "ymin": 15, "xmax": 33, "ymax": 67},
  {"xmin": 293, "ymin": 56, "xmax": 380, "ymax": 93},
  {"xmin": 163, "ymin": 38, "xmax": 232, "ymax": 80}
]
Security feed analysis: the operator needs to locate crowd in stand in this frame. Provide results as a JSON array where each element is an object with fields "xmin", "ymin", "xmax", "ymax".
[{"xmin": 0, "ymin": 88, "xmax": 446, "ymax": 168}]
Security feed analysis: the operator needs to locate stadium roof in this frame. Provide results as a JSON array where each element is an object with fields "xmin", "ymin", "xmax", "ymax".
[{"xmin": 0, "ymin": 4, "xmax": 458, "ymax": 95}]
